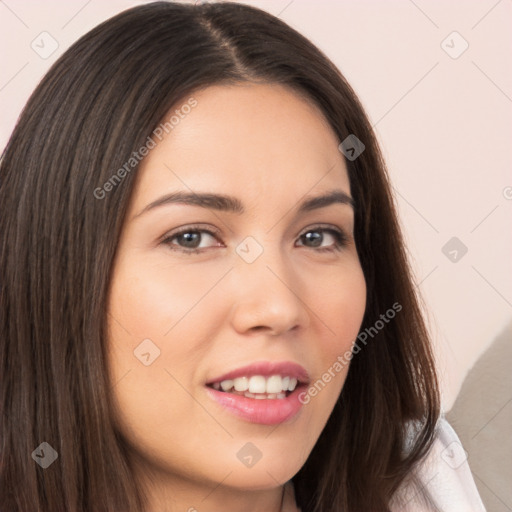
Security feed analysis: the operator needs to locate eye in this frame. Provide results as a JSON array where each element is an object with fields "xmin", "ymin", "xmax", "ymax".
[
  {"xmin": 161, "ymin": 224, "xmax": 222, "ymax": 254},
  {"xmin": 296, "ymin": 226, "xmax": 348, "ymax": 253}
]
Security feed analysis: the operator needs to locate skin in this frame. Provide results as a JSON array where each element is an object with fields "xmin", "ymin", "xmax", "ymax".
[{"xmin": 107, "ymin": 82, "xmax": 367, "ymax": 512}]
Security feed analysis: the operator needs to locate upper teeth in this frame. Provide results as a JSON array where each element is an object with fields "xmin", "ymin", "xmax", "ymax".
[{"xmin": 215, "ymin": 375, "xmax": 298, "ymax": 394}]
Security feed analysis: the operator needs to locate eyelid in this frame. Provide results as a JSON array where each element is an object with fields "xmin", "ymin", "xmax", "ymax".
[
  {"xmin": 297, "ymin": 223, "xmax": 347, "ymax": 237},
  {"xmin": 160, "ymin": 223, "xmax": 222, "ymax": 242}
]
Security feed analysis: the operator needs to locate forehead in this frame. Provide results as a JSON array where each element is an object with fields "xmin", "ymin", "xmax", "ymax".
[{"xmin": 131, "ymin": 82, "xmax": 350, "ymax": 211}]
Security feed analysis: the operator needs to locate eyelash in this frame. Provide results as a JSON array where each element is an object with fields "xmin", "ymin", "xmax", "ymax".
[{"xmin": 161, "ymin": 224, "xmax": 349, "ymax": 255}]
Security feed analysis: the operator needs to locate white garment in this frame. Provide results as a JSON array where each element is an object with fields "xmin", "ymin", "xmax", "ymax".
[
  {"xmin": 390, "ymin": 416, "xmax": 487, "ymax": 511},
  {"xmin": 287, "ymin": 417, "xmax": 486, "ymax": 511}
]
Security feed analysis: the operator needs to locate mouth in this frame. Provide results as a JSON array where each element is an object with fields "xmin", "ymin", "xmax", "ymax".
[
  {"xmin": 206, "ymin": 374, "xmax": 302, "ymax": 400},
  {"xmin": 204, "ymin": 361, "xmax": 310, "ymax": 425}
]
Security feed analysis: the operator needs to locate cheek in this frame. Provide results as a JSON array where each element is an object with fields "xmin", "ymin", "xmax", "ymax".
[
  {"xmin": 313, "ymin": 259, "xmax": 367, "ymax": 356},
  {"xmin": 106, "ymin": 255, "xmax": 220, "ymax": 398},
  {"xmin": 108, "ymin": 253, "xmax": 230, "ymax": 339},
  {"xmin": 106, "ymin": 260, "xmax": 221, "ymax": 468},
  {"xmin": 301, "ymin": 260, "xmax": 366, "ymax": 413}
]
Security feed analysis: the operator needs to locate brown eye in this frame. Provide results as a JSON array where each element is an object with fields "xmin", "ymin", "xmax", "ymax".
[
  {"xmin": 297, "ymin": 227, "xmax": 348, "ymax": 252},
  {"xmin": 173, "ymin": 231, "xmax": 204, "ymax": 249},
  {"xmin": 161, "ymin": 226, "xmax": 222, "ymax": 254}
]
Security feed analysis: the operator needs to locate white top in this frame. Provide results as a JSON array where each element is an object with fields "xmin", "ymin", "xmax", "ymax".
[
  {"xmin": 390, "ymin": 416, "xmax": 487, "ymax": 511},
  {"xmin": 284, "ymin": 417, "xmax": 486, "ymax": 511}
]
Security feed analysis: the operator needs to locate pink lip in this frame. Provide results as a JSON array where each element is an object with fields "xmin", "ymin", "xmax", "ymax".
[
  {"xmin": 204, "ymin": 361, "xmax": 310, "ymax": 425},
  {"xmin": 204, "ymin": 384, "xmax": 307, "ymax": 425},
  {"xmin": 206, "ymin": 361, "xmax": 310, "ymax": 385}
]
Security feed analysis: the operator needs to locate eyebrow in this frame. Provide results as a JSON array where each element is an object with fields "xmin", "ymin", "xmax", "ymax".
[{"xmin": 133, "ymin": 188, "xmax": 355, "ymax": 219}]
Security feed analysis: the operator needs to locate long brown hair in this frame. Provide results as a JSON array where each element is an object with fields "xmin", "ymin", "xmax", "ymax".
[{"xmin": 0, "ymin": 2, "xmax": 440, "ymax": 510}]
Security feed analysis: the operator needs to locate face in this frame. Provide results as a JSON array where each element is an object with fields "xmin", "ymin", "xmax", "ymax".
[{"xmin": 107, "ymin": 83, "xmax": 366, "ymax": 501}]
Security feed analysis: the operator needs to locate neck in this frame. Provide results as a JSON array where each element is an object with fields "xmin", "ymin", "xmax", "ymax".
[{"xmin": 139, "ymin": 471, "xmax": 289, "ymax": 512}]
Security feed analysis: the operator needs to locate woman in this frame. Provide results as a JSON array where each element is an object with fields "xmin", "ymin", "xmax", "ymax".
[{"xmin": 0, "ymin": 2, "xmax": 485, "ymax": 511}]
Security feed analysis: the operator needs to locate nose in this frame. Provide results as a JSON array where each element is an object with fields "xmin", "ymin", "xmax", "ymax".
[{"xmin": 228, "ymin": 246, "xmax": 311, "ymax": 336}]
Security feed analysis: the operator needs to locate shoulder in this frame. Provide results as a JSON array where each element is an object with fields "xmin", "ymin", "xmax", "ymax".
[{"xmin": 390, "ymin": 416, "xmax": 487, "ymax": 511}]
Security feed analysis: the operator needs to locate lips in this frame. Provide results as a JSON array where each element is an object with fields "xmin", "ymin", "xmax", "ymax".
[{"xmin": 204, "ymin": 361, "xmax": 310, "ymax": 425}]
